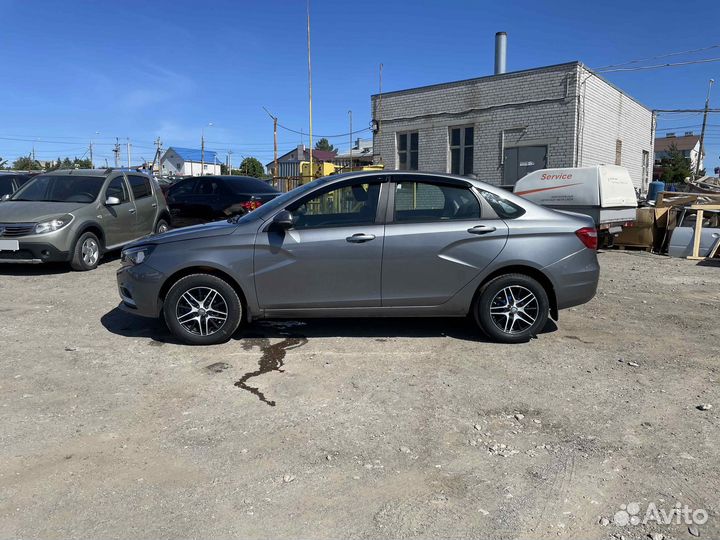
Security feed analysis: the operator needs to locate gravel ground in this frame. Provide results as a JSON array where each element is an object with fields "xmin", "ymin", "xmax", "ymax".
[{"xmin": 0, "ymin": 250, "xmax": 718, "ymax": 540}]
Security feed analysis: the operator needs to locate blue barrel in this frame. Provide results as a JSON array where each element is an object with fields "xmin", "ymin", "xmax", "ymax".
[{"xmin": 647, "ymin": 180, "xmax": 665, "ymax": 202}]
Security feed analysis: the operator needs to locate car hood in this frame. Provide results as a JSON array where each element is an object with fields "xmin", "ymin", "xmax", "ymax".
[
  {"xmin": 0, "ymin": 201, "xmax": 88, "ymax": 223},
  {"xmin": 136, "ymin": 219, "xmax": 240, "ymax": 246}
]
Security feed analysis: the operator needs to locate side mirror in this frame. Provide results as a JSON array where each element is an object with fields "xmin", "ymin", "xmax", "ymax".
[
  {"xmin": 105, "ymin": 196, "xmax": 121, "ymax": 206},
  {"xmin": 0, "ymin": 194, "xmax": 10, "ymax": 202},
  {"xmin": 272, "ymin": 210, "xmax": 294, "ymax": 230}
]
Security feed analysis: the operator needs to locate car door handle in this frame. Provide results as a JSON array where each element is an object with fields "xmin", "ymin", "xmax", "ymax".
[
  {"xmin": 346, "ymin": 233, "xmax": 376, "ymax": 243},
  {"xmin": 467, "ymin": 225, "xmax": 496, "ymax": 235},
  {"xmin": 129, "ymin": 208, "xmax": 136, "ymax": 214},
  {"xmin": 151, "ymin": 203, "xmax": 157, "ymax": 208}
]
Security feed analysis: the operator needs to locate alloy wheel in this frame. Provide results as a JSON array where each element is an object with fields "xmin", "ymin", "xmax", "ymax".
[
  {"xmin": 81, "ymin": 238, "xmax": 99, "ymax": 266},
  {"xmin": 175, "ymin": 286, "xmax": 229, "ymax": 336},
  {"xmin": 489, "ymin": 285, "xmax": 538, "ymax": 334}
]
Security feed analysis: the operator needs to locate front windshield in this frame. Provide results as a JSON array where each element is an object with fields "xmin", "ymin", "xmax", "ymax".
[
  {"xmin": 233, "ymin": 178, "xmax": 330, "ymax": 223},
  {"xmin": 11, "ymin": 175, "xmax": 104, "ymax": 203}
]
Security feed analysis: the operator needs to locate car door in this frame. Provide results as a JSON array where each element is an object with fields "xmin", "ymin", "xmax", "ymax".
[
  {"xmin": 668, "ymin": 209, "xmax": 720, "ymax": 257},
  {"xmin": 254, "ymin": 178, "xmax": 386, "ymax": 309},
  {"xmin": 192, "ymin": 177, "xmax": 227, "ymax": 222},
  {"xmin": 126, "ymin": 174, "xmax": 157, "ymax": 237},
  {"xmin": 100, "ymin": 174, "xmax": 137, "ymax": 247},
  {"xmin": 381, "ymin": 176, "xmax": 509, "ymax": 306},
  {"xmin": 166, "ymin": 178, "xmax": 199, "ymax": 228}
]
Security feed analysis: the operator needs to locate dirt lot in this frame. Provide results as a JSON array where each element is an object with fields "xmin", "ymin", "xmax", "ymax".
[{"xmin": 0, "ymin": 250, "xmax": 718, "ymax": 540}]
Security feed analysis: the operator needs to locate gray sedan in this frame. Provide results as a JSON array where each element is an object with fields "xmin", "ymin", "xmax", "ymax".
[{"xmin": 116, "ymin": 171, "xmax": 599, "ymax": 345}]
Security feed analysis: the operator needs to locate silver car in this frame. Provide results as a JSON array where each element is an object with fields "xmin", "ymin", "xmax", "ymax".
[
  {"xmin": 0, "ymin": 169, "xmax": 171, "ymax": 270},
  {"xmin": 117, "ymin": 171, "xmax": 600, "ymax": 345}
]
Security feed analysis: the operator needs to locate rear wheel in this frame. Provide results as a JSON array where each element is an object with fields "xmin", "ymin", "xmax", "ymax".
[
  {"xmin": 473, "ymin": 274, "xmax": 549, "ymax": 343},
  {"xmin": 163, "ymin": 274, "xmax": 242, "ymax": 345},
  {"xmin": 70, "ymin": 232, "xmax": 101, "ymax": 271},
  {"xmin": 155, "ymin": 218, "xmax": 170, "ymax": 234}
]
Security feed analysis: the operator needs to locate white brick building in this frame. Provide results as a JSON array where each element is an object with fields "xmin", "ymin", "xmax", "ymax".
[{"xmin": 371, "ymin": 62, "xmax": 655, "ymax": 191}]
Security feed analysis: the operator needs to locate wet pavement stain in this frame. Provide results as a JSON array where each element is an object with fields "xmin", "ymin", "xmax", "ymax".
[
  {"xmin": 234, "ymin": 334, "xmax": 308, "ymax": 407},
  {"xmin": 206, "ymin": 362, "xmax": 231, "ymax": 373}
]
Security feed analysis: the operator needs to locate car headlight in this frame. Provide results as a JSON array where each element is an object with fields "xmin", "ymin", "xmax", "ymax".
[
  {"xmin": 34, "ymin": 214, "xmax": 73, "ymax": 234},
  {"xmin": 121, "ymin": 245, "xmax": 155, "ymax": 266}
]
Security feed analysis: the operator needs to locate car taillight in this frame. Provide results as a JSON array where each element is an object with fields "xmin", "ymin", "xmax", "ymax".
[
  {"xmin": 240, "ymin": 200, "xmax": 263, "ymax": 212},
  {"xmin": 575, "ymin": 227, "xmax": 598, "ymax": 250}
]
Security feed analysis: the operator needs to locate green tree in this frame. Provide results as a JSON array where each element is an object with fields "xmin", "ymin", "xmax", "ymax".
[
  {"xmin": 0, "ymin": 156, "xmax": 7, "ymax": 169},
  {"xmin": 12, "ymin": 155, "xmax": 42, "ymax": 171},
  {"xmin": 314, "ymin": 138, "xmax": 336, "ymax": 153},
  {"xmin": 239, "ymin": 157, "xmax": 265, "ymax": 178},
  {"xmin": 659, "ymin": 143, "xmax": 693, "ymax": 185}
]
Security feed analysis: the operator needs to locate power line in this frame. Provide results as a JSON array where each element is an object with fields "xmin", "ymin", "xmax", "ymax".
[
  {"xmin": 595, "ymin": 44, "xmax": 720, "ymax": 71},
  {"xmin": 597, "ymin": 57, "xmax": 720, "ymax": 73},
  {"xmin": 276, "ymin": 122, "xmax": 371, "ymax": 139}
]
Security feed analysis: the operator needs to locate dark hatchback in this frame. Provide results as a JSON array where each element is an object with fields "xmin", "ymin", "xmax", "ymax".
[{"xmin": 166, "ymin": 175, "xmax": 280, "ymax": 228}]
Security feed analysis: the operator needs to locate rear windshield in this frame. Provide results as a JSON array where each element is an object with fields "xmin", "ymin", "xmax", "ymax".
[
  {"xmin": 11, "ymin": 175, "xmax": 104, "ymax": 203},
  {"xmin": 225, "ymin": 177, "xmax": 278, "ymax": 194}
]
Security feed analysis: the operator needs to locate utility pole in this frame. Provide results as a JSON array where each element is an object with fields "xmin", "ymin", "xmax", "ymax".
[
  {"xmin": 227, "ymin": 149, "xmax": 233, "ymax": 175},
  {"xmin": 113, "ymin": 138, "xmax": 120, "ymax": 167},
  {"xmin": 696, "ymin": 78, "xmax": 715, "ymax": 177},
  {"xmin": 201, "ymin": 132, "xmax": 205, "ymax": 175},
  {"xmin": 89, "ymin": 141, "xmax": 94, "ymax": 167},
  {"xmin": 348, "ymin": 110, "xmax": 353, "ymax": 171},
  {"xmin": 126, "ymin": 138, "xmax": 132, "ymax": 168},
  {"xmin": 263, "ymin": 107, "xmax": 279, "ymax": 179},
  {"xmin": 153, "ymin": 137, "xmax": 163, "ymax": 176},
  {"xmin": 306, "ymin": 0, "xmax": 313, "ymax": 182}
]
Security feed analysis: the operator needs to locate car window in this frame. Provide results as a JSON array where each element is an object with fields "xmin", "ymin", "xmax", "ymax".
[
  {"xmin": 106, "ymin": 176, "xmax": 129, "ymax": 203},
  {"xmin": 168, "ymin": 178, "xmax": 197, "ymax": 197},
  {"xmin": 0, "ymin": 177, "xmax": 15, "ymax": 197},
  {"xmin": 393, "ymin": 180, "xmax": 480, "ymax": 222},
  {"xmin": 288, "ymin": 182, "xmax": 382, "ymax": 230},
  {"xmin": 128, "ymin": 175, "xmax": 152, "ymax": 199},
  {"xmin": 195, "ymin": 178, "xmax": 222, "ymax": 195},
  {"xmin": 478, "ymin": 190, "xmax": 526, "ymax": 219}
]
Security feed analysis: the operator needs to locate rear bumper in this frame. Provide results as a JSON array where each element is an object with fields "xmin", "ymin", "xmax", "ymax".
[
  {"xmin": 544, "ymin": 248, "xmax": 600, "ymax": 310},
  {"xmin": 116, "ymin": 262, "xmax": 166, "ymax": 318},
  {"xmin": 0, "ymin": 242, "xmax": 70, "ymax": 264}
]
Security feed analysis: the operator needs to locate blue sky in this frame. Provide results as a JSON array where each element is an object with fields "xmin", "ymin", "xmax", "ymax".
[{"xmin": 1, "ymin": 0, "xmax": 719, "ymax": 173}]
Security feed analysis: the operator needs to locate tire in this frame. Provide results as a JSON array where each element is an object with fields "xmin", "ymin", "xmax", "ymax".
[
  {"xmin": 155, "ymin": 218, "xmax": 170, "ymax": 234},
  {"xmin": 70, "ymin": 231, "xmax": 101, "ymax": 271},
  {"xmin": 163, "ymin": 274, "xmax": 242, "ymax": 345},
  {"xmin": 473, "ymin": 273, "xmax": 549, "ymax": 343}
]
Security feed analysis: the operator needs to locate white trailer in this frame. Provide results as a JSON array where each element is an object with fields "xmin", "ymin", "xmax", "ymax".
[{"xmin": 513, "ymin": 165, "xmax": 637, "ymax": 246}]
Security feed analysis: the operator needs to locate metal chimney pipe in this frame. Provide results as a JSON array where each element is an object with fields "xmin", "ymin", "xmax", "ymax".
[{"xmin": 494, "ymin": 32, "xmax": 507, "ymax": 75}]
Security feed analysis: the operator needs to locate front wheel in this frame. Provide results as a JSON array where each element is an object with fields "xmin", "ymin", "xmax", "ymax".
[
  {"xmin": 70, "ymin": 232, "xmax": 101, "ymax": 271},
  {"xmin": 474, "ymin": 274, "xmax": 549, "ymax": 343},
  {"xmin": 163, "ymin": 274, "xmax": 242, "ymax": 345}
]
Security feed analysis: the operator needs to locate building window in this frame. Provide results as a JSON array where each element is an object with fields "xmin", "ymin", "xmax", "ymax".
[
  {"xmin": 615, "ymin": 139, "xmax": 623, "ymax": 166},
  {"xmin": 397, "ymin": 131, "xmax": 419, "ymax": 171},
  {"xmin": 449, "ymin": 126, "xmax": 474, "ymax": 175},
  {"xmin": 642, "ymin": 150, "xmax": 649, "ymax": 183}
]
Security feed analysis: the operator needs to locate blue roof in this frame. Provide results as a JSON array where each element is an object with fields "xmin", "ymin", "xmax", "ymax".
[{"xmin": 169, "ymin": 146, "xmax": 220, "ymax": 164}]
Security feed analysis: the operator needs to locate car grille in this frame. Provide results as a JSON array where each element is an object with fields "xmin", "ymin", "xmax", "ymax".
[{"xmin": 0, "ymin": 223, "xmax": 35, "ymax": 237}]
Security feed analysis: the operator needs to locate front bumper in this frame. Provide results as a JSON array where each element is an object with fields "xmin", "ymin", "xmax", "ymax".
[
  {"xmin": 0, "ymin": 242, "xmax": 70, "ymax": 264},
  {"xmin": 116, "ymin": 262, "xmax": 166, "ymax": 318}
]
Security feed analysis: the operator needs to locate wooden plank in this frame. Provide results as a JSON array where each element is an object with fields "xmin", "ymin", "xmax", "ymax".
[
  {"xmin": 688, "ymin": 204, "xmax": 720, "ymax": 210},
  {"xmin": 708, "ymin": 237, "xmax": 720, "ymax": 259},
  {"xmin": 690, "ymin": 209, "xmax": 704, "ymax": 259}
]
